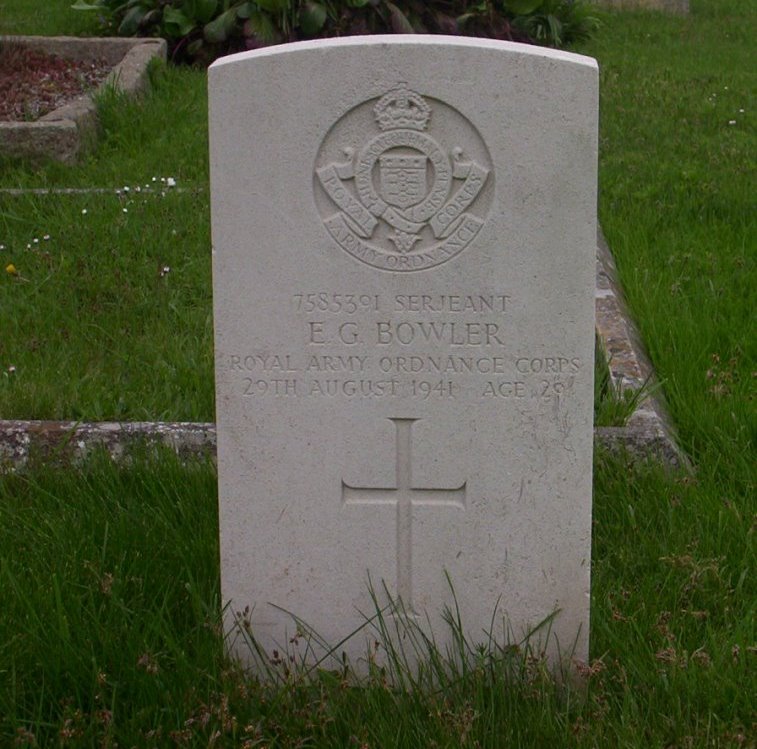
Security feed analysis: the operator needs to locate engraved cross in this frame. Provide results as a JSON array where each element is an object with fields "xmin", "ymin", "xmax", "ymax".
[{"xmin": 342, "ymin": 418, "xmax": 466, "ymax": 615}]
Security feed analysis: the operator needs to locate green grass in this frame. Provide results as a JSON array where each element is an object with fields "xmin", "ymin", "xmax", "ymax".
[
  {"xmin": 575, "ymin": 0, "xmax": 755, "ymax": 476},
  {"xmin": 1, "ymin": 185, "xmax": 213, "ymax": 420},
  {"xmin": 1, "ymin": 66, "xmax": 212, "ymax": 420},
  {"xmin": 1, "ymin": 451, "xmax": 753, "ymax": 747},
  {"xmin": 0, "ymin": 0, "xmax": 104, "ymax": 36},
  {"xmin": 0, "ymin": 0, "xmax": 754, "ymax": 745}
]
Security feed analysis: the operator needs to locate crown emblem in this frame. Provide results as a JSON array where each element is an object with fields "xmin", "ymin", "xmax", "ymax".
[{"xmin": 374, "ymin": 84, "xmax": 431, "ymax": 131}]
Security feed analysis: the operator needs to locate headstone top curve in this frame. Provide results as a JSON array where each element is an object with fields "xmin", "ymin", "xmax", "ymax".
[{"xmin": 208, "ymin": 34, "xmax": 598, "ymax": 73}]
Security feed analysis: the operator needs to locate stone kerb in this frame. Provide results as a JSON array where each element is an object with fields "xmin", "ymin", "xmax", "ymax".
[
  {"xmin": 589, "ymin": 0, "xmax": 689, "ymax": 13},
  {"xmin": 0, "ymin": 36, "xmax": 166, "ymax": 164},
  {"xmin": 594, "ymin": 231, "xmax": 686, "ymax": 468}
]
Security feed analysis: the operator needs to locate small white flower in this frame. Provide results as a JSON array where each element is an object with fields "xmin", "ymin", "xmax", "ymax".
[
  {"xmin": 122, "ymin": 208, "xmax": 128, "ymax": 213},
  {"xmin": 7, "ymin": 365, "xmax": 16, "ymax": 374},
  {"xmin": 728, "ymin": 120, "xmax": 736, "ymax": 125},
  {"xmin": 33, "ymin": 238, "xmax": 39, "ymax": 244},
  {"xmin": 123, "ymin": 186, "xmax": 130, "ymax": 192},
  {"xmin": 160, "ymin": 177, "xmax": 166, "ymax": 183},
  {"xmin": 152, "ymin": 176, "xmax": 157, "ymax": 182},
  {"xmin": 115, "ymin": 189, "xmax": 121, "ymax": 195},
  {"xmin": 82, "ymin": 209, "xmax": 88, "ymax": 215},
  {"xmin": 166, "ymin": 177, "xmax": 176, "ymax": 188},
  {"xmin": 0, "ymin": 244, "xmax": 5, "ymax": 250},
  {"xmin": 43, "ymin": 235, "xmax": 50, "ymax": 241},
  {"xmin": 26, "ymin": 244, "xmax": 31, "ymax": 250},
  {"xmin": 135, "ymin": 186, "xmax": 141, "ymax": 193},
  {"xmin": 739, "ymin": 108, "xmax": 745, "ymax": 113}
]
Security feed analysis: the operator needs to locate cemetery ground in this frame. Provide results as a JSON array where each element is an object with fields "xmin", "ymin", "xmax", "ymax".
[{"xmin": 0, "ymin": 0, "xmax": 754, "ymax": 746}]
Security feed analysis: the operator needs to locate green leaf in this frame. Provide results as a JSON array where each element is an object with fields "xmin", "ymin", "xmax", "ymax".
[
  {"xmin": 546, "ymin": 13, "xmax": 562, "ymax": 44},
  {"xmin": 506, "ymin": 0, "xmax": 543, "ymax": 14},
  {"xmin": 184, "ymin": 0, "xmax": 218, "ymax": 24},
  {"xmin": 203, "ymin": 6, "xmax": 238, "ymax": 42},
  {"xmin": 255, "ymin": 0, "xmax": 290, "ymax": 12},
  {"xmin": 118, "ymin": 4, "xmax": 146, "ymax": 35},
  {"xmin": 186, "ymin": 38, "xmax": 204, "ymax": 55},
  {"xmin": 300, "ymin": 1, "xmax": 327, "ymax": 35},
  {"xmin": 385, "ymin": 1, "xmax": 414, "ymax": 33},
  {"xmin": 163, "ymin": 6, "xmax": 196, "ymax": 36},
  {"xmin": 347, "ymin": 0, "xmax": 370, "ymax": 6},
  {"xmin": 236, "ymin": 1, "xmax": 253, "ymax": 19},
  {"xmin": 244, "ymin": 9, "xmax": 280, "ymax": 42},
  {"xmin": 141, "ymin": 8, "xmax": 161, "ymax": 25}
]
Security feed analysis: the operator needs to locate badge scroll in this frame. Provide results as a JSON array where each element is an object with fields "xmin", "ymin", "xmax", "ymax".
[{"xmin": 314, "ymin": 85, "xmax": 493, "ymax": 272}]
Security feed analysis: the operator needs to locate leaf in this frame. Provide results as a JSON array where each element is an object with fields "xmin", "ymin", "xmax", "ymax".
[
  {"xmin": 546, "ymin": 13, "xmax": 562, "ymax": 45},
  {"xmin": 255, "ymin": 0, "xmax": 290, "ymax": 12},
  {"xmin": 184, "ymin": 0, "xmax": 218, "ymax": 24},
  {"xmin": 506, "ymin": 0, "xmax": 543, "ymax": 13},
  {"xmin": 347, "ymin": 0, "xmax": 370, "ymax": 6},
  {"xmin": 141, "ymin": 8, "xmax": 161, "ymax": 25},
  {"xmin": 163, "ymin": 6, "xmax": 195, "ymax": 37},
  {"xmin": 118, "ymin": 4, "xmax": 147, "ymax": 35},
  {"xmin": 236, "ymin": 1, "xmax": 253, "ymax": 19},
  {"xmin": 243, "ymin": 10, "xmax": 280, "ymax": 42},
  {"xmin": 431, "ymin": 10, "xmax": 457, "ymax": 34},
  {"xmin": 186, "ymin": 38, "xmax": 205, "ymax": 55},
  {"xmin": 203, "ymin": 6, "xmax": 238, "ymax": 41},
  {"xmin": 385, "ymin": 1, "xmax": 414, "ymax": 33},
  {"xmin": 300, "ymin": 1, "xmax": 327, "ymax": 35}
]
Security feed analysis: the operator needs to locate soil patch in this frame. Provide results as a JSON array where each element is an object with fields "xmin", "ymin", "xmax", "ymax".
[{"xmin": 0, "ymin": 43, "xmax": 113, "ymax": 122}]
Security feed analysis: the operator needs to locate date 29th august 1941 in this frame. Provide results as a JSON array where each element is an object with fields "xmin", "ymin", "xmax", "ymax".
[{"xmin": 238, "ymin": 377, "xmax": 574, "ymax": 400}]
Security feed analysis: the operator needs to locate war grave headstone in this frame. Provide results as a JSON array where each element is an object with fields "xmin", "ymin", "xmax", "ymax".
[{"xmin": 209, "ymin": 36, "xmax": 598, "ymax": 674}]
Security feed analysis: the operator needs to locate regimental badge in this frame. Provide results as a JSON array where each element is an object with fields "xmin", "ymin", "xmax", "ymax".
[{"xmin": 314, "ymin": 85, "xmax": 493, "ymax": 272}]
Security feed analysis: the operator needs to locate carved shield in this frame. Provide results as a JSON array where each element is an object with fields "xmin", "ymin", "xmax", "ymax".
[{"xmin": 379, "ymin": 153, "xmax": 427, "ymax": 209}]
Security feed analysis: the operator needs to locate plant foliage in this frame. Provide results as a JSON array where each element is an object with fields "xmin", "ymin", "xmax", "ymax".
[{"xmin": 72, "ymin": 0, "xmax": 599, "ymax": 64}]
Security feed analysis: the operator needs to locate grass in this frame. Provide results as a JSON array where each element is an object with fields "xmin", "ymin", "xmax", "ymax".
[
  {"xmin": 577, "ymin": 0, "xmax": 755, "ymax": 473},
  {"xmin": 0, "ymin": 0, "xmax": 754, "ymax": 745},
  {"xmin": 1, "ymin": 66, "xmax": 212, "ymax": 420},
  {"xmin": 0, "ymin": 0, "xmax": 104, "ymax": 37},
  {"xmin": 1, "ymin": 450, "xmax": 753, "ymax": 747},
  {"xmin": 0, "ymin": 185, "xmax": 213, "ymax": 420}
]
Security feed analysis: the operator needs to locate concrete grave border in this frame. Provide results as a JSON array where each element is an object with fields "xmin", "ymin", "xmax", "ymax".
[
  {"xmin": 589, "ymin": 0, "xmax": 689, "ymax": 13},
  {"xmin": 594, "ymin": 230, "xmax": 685, "ymax": 467},
  {"xmin": 0, "ymin": 36, "xmax": 166, "ymax": 164},
  {"xmin": 0, "ymin": 232, "xmax": 685, "ymax": 472}
]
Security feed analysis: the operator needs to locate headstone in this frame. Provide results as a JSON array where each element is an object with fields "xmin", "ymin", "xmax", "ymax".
[{"xmin": 209, "ymin": 36, "xmax": 598, "ymax": 675}]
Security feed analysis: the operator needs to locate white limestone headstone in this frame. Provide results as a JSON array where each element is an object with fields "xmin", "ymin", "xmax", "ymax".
[{"xmin": 209, "ymin": 36, "xmax": 597, "ymax": 674}]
